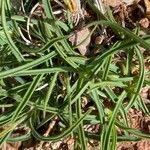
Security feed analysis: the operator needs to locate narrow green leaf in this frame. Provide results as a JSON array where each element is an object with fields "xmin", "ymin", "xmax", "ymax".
[{"xmin": 1, "ymin": 0, "xmax": 24, "ymax": 62}]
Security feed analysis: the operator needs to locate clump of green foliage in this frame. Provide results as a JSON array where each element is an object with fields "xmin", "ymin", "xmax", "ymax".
[{"xmin": 0, "ymin": 0, "xmax": 150, "ymax": 149}]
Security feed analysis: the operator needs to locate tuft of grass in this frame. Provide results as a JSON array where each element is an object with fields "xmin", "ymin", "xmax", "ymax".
[{"xmin": 0, "ymin": 0, "xmax": 150, "ymax": 149}]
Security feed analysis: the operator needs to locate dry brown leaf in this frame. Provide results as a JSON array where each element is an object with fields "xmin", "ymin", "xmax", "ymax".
[
  {"xmin": 107, "ymin": 0, "xmax": 122, "ymax": 7},
  {"xmin": 5, "ymin": 142, "xmax": 21, "ymax": 150},
  {"xmin": 69, "ymin": 27, "xmax": 91, "ymax": 56},
  {"xmin": 145, "ymin": 0, "xmax": 150, "ymax": 18},
  {"xmin": 107, "ymin": 0, "xmax": 140, "ymax": 7},
  {"xmin": 66, "ymin": 0, "xmax": 78, "ymax": 13},
  {"xmin": 122, "ymin": 0, "xmax": 140, "ymax": 5},
  {"xmin": 136, "ymin": 140, "xmax": 150, "ymax": 150}
]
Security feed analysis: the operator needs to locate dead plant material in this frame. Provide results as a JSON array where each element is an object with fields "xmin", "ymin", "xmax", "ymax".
[
  {"xmin": 141, "ymin": 86, "xmax": 150, "ymax": 101},
  {"xmin": 117, "ymin": 140, "xmax": 150, "ymax": 150},
  {"xmin": 139, "ymin": 17, "xmax": 150, "ymax": 28},
  {"xmin": 69, "ymin": 27, "xmax": 91, "ymax": 56},
  {"xmin": 65, "ymin": 0, "xmax": 78, "ymax": 13},
  {"xmin": 4, "ymin": 142, "xmax": 22, "ymax": 150},
  {"xmin": 122, "ymin": 0, "xmax": 141, "ymax": 6},
  {"xmin": 117, "ymin": 108, "xmax": 150, "ymax": 150},
  {"xmin": 36, "ymin": 116, "xmax": 58, "ymax": 150},
  {"xmin": 144, "ymin": 0, "xmax": 150, "ymax": 18},
  {"xmin": 107, "ymin": 0, "xmax": 122, "ymax": 7}
]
